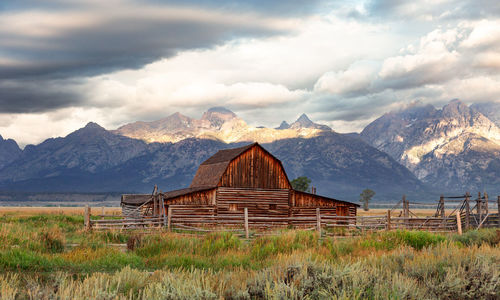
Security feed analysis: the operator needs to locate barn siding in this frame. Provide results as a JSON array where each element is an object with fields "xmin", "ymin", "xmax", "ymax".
[
  {"xmin": 165, "ymin": 189, "xmax": 216, "ymax": 206},
  {"xmin": 218, "ymin": 146, "xmax": 290, "ymax": 189},
  {"xmin": 216, "ymin": 187, "xmax": 289, "ymax": 227},
  {"xmin": 291, "ymin": 190, "xmax": 357, "ymax": 217}
]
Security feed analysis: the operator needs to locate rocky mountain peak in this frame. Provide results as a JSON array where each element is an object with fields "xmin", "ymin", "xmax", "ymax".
[
  {"xmin": 83, "ymin": 122, "xmax": 105, "ymax": 130},
  {"xmin": 276, "ymin": 121, "xmax": 290, "ymax": 130},
  {"xmin": 441, "ymin": 99, "xmax": 472, "ymax": 120},
  {"xmin": 471, "ymin": 102, "xmax": 500, "ymax": 127},
  {"xmin": 289, "ymin": 113, "xmax": 331, "ymax": 131},
  {"xmin": 201, "ymin": 107, "xmax": 238, "ymax": 129},
  {"xmin": 206, "ymin": 107, "xmax": 236, "ymax": 115},
  {"xmin": 0, "ymin": 134, "xmax": 22, "ymax": 169},
  {"xmin": 360, "ymin": 99, "xmax": 500, "ymax": 192},
  {"xmin": 294, "ymin": 114, "xmax": 314, "ymax": 126}
]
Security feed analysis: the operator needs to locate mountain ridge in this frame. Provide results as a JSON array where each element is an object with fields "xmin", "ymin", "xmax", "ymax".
[
  {"xmin": 114, "ymin": 108, "xmax": 331, "ymax": 144},
  {"xmin": 0, "ymin": 123, "xmax": 424, "ymax": 201},
  {"xmin": 360, "ymin": 99, "xmax": 500, "ymax": 192}
]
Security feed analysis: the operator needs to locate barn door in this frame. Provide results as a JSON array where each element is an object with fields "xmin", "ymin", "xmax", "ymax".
[{"xmin": 337, "ymin": 206, "xmax": 348, "ymax": 216}]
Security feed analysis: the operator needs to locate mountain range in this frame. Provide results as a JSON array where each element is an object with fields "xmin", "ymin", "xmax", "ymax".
[
  {"xmin": 360, "ymin": 100, "xmax": 500, "ymax": 192},
  {"xmin": 114, "ymin": 107, "xmax": 329, "ymax": 144},
  {"xmin": 0, "ymin": 99, "xmax": 499, "ymax": 203}
]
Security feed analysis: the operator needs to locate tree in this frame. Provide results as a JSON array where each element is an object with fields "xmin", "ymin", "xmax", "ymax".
[
  {"xmin": 291, "ymin": 176, "xmax": 311, "ymax": 192},
  {"xmin": 360, "ymin": 189, "xmax": 375, "ymax": 211}
]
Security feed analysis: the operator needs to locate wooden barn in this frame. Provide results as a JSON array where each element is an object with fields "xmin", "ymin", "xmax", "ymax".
[{"xmin": 121, "ymin": 143, "xmax": 358, "ymax": 228}]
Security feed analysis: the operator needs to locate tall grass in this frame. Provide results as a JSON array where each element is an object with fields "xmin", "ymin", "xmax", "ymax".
[
  {"xmin": 0, "ymin": 214, "xmax": 498, "ymax": 299},
  {"xmin": 1, "ymin": 242, "xmax": 498, "ymax": 299}
]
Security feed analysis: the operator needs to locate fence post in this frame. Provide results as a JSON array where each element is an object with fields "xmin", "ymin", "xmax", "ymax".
[
  {"xmin": 439, "ymin": 195, "xmax": 445, "ymax": 218},
  {"xmin": 386, "ymin": 210, "xmax": 391, "ymax": 231},
  {"xmin": 456, "ymin": 211, "xmax": 462, "ymax": 235},
  {"xmin": 167, "ymin": 206, "xmax": 172, "ymax": 232},
  {"xmin": 402, "ymin": 195, "xmax": 408, "ymax": 228},
  {"xmin": 84, "ymin": 205, "xmax": 91, "ymax": 231},
  {"xmin": 316, "ymin": 208, "xmax": 321, "ymax": 236},
  {"xmin": 477, "ymin": 192, "xmax": 482, "ymax": 221},
  {"xmin": 244, "ymin": 207, "xmax": 249, "ymax": 239},
  {"xmin": 161, "ymin": 193, "xmax": 167, "ymax": 228},
  {"xmin": 465, "ymin": 192, "xmax": 470, "ymax": 230},
  {"xmin": 439, "ymin": 195, "xmax": 445, "ymax": 228},
  {"xmin": 484, "ymin": 192, "xmax": 488, "ymax": 215}
]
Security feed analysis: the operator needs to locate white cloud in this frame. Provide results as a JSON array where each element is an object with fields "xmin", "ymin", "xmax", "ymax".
[
  {"xmin": 314, "ymin": 61, "xmax": 379, "ymax": 96},
  {"xmin": 2, "ymin": 4, "xmax": 500, "ymax": 145}
]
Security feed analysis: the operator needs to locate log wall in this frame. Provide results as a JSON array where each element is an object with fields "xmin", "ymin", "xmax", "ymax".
[
  {"xmin": 218, "ymin": 146, "xmax": 290, "ymax": 189},
  {"xmin": 166, "ymin": 189, "xmax": 216, "ymax": 206},
  {"xmin": 216, "ymin": 187, "xmax": 290, "ymax": 227},
  {"xmin": 291, "ymin": 190, "xmax": 357, "ymax": 217}
]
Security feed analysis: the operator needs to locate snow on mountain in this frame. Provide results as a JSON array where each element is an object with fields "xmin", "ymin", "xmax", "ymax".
[{"xmin": 114, "ymin": 108, "xmax": 332, "ymax": 144}]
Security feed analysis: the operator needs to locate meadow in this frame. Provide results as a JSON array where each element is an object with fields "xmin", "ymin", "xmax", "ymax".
[{"xmin": 0, "ymin": 208, "xmax": 498, "ymax": 299}]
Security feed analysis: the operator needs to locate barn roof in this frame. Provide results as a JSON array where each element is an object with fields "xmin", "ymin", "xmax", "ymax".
[
  {"xmin": 190, "ymin": 143, "xmax": 265, "ymax": 188},
  {"xmin": 293, "ymin": 190, "xmax": 361, "ymax": 207},
  {"xmin": 199, "ymin": 143, "xmax": 256, "ymax": 165},
  {"xmin": 121, "ymin": 186, "xmax": 215, "ymax": 206}
]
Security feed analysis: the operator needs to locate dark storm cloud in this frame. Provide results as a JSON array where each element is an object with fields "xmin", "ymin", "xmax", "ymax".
[
  {"xmin": 0, "ymin": 80, "xmax": 84, "ymax": 113},
  {"xmin": 0, "ymin": 0, "xmax": 327, "ymax": 113},
  {"xmin": 0, "ymin": 18, "xmax": 280, "ymax": 79},
  {"xmin": 0, "ymin": 11, "xmax": 286, "ymax": 80}
]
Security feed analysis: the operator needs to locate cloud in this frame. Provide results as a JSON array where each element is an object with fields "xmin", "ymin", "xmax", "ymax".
[
  {"xmin": 0, "ymin": 79, "xmax": 85, "ymax": 113},
  {"xmin": 365, "ymin": 0, "xmax": 500, "ymax": 21},
  {"xmin": 0, "ymin": 2, "xmax": 298, "ymax": 81},
  {"xmin": 1, "ymin": 1, "xmax": 500, "ymax": 144},
  {"xmin": 314, "ymin": 61, "xmax": 379, "ymax": 96}
]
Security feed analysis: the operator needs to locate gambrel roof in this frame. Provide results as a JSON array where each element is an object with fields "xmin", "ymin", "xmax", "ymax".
[{"xmin": 190, "ymin": 142, "xmax": 290, "ymax": 188}]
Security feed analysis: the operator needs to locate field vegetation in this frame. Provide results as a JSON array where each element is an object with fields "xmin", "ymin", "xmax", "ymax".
[{"xmin": 0, "ymin": 211, "xmax": 498, "ymax": 299}]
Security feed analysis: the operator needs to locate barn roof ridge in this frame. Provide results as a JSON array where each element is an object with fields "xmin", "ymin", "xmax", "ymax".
[{"xmin": 199, "ymin": 142, "xmax": 258, "ymax": 165}]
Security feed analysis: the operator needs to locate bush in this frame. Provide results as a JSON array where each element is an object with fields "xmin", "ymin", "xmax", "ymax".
[{"xmin": 453, "ymin": 229, "xmax": 500, "ymax": 246}]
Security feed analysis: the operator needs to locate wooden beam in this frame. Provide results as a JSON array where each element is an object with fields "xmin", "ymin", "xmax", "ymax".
[
  {"xmin": 484, "ymin": 192, "xmax": 488, "ymax": 215},
  {"xmin": 465, "ymin": 192, "xmax": 470, "ymax": 230},
  {"xmin": 477, "ymin": 192, "xmax": 482, "ymax": 220},
  {"xmin": 244, "ymin": 207, "xmax": 249, "ymax": 239},
  {"xmin": 167, "ymin": 206, "xmax": 172, "ymax": 232},
  {"xmin": 84, "ymin": 205, "xmax": 91, "ymax": 231},
  {"xmin": 386, "ymin": 210, "xmax": 391, "ymax": 231},
  {"xmin": 456, "ymin": 211, "xmax": 462, "ymax": 235},
  {"xmin": 316, "ymin": 208, "xmax": 321, "ymax": 235}
]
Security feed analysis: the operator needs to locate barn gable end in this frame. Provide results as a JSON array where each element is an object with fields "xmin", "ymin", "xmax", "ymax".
[
  {"xmin": 190, "ymin": 143, "xmax": 291, "ymax": 190},
  {"xmin": 219, "ymin": 144, "xmax": 291, "ymax": 189}
]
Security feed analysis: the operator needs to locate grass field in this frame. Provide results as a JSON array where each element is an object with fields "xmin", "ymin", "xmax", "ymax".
[
  {"xmin": 0, "ymin": 206, "xmax": 440, "ymax": 217},
  {"xmin": 0, "ymin": 208, "xmax": 498, "ymax": 299}
]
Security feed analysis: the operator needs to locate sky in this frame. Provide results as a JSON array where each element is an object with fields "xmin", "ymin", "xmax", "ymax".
[{"xmin": 1, "ymin": 0, "xmax": 500, "ymax": 146}]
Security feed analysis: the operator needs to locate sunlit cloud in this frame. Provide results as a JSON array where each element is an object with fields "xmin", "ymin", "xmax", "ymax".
[{"xmin": 0, "ymin": 0, "xmax": 499, "ymax": 145}]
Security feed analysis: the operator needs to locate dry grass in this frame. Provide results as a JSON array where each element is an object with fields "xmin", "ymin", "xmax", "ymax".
[
  {"xmin": 0, "ymin": 206, "xmax": 121, "ymax": 217},
  {"xmin": 0, "ymin": 212, "xmax": 498, "ymax": 299},
  {"xmin": 357, "ymin": 208, "xmax": 440, "ymax": 217},
  {"xmin": 0, "ymin": 206, "xmax": 444, "ymax": 217}
]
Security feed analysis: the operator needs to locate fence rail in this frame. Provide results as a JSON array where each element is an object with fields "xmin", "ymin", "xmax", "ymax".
[
  {"xmin": 85, "ymin": 208, "xmax": 500, "ymax": 236},
  {"xmin": 84, "ymin": 192, "xmax": 500, "ymax": 236}
]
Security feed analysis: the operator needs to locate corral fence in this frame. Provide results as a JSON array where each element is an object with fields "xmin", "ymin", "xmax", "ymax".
[{"xmin": 84, "ymin": 192, "xmax": 500, "ymax": 237}]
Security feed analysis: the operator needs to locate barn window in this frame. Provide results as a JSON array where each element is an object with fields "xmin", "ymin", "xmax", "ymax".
[
  {"xmin": 269, "ymin": 204, "xmax": 277, "ymax": 210},
  {"xmin": 229, "ymin": 204, "xmax": 238, "ymax": 211}
]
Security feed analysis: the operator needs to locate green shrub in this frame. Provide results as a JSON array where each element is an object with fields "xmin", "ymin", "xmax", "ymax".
[{"xmin": 452, "ymin": 228, "xmax": 500, "ymax": 246}]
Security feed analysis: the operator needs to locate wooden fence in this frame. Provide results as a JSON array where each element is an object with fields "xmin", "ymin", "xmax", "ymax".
[
  {"xmin": 84, "ymin": 193, "xmax": 500, "ymax": 236},
  {"xmin": 84, "ymin": 207, "xmax": 490, "ymax": 236}
]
